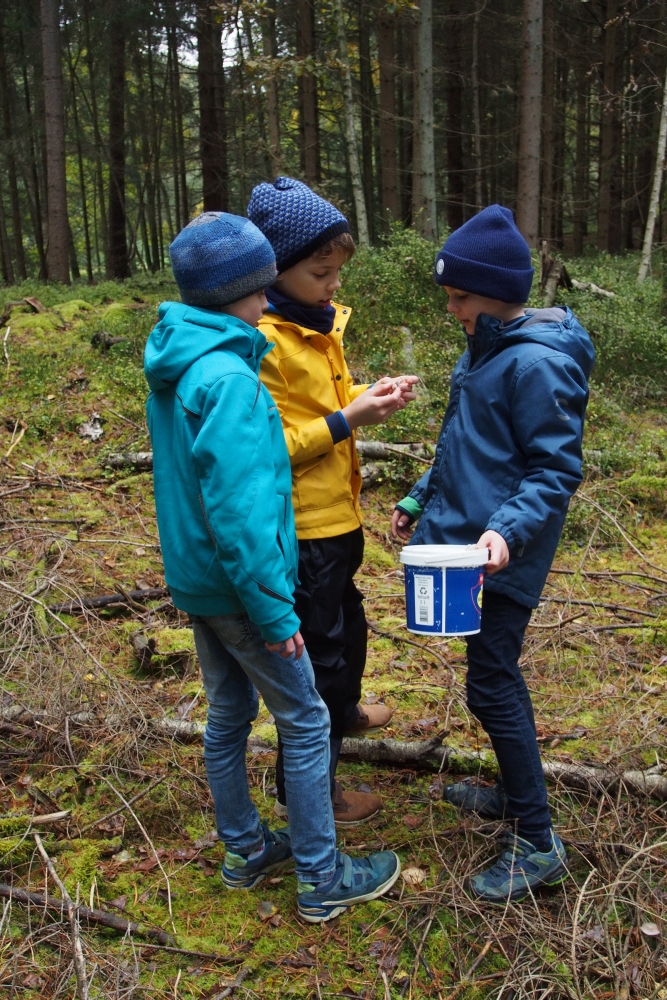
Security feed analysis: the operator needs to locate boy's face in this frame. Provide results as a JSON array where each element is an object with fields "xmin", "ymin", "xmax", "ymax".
[
  {"xmin": 444, "ymin": 286, "xmax": 525, "ymax": 335},
  {"xmin": 275, "ymin": 247, "xmax": 348, "ymax": 308},
  {"xmin": 221, "ymin": 290, "xmax": 269, "ymax": 328}
]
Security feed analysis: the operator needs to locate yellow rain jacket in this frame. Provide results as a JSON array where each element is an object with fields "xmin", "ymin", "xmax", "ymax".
[{"xmin": 259, "ymin": 302, "xmax": 370, "ymax": 539}]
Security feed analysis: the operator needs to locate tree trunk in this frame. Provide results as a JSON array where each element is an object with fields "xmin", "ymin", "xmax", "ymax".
[
  {"xmin": 66, "ymin": 39, "xmax": 93, "ymax": 281},
  {"xmin": 445, "ymin": 1, "xmax": 464, "ymax": 231},
  {"xmin": 18, "ymin": 32, "xmax": 47, "ymax": 279},
  {"xmin": 358, "ymin": 0, "xmax": 375, "ymax": 242},
  {"xmin": 333, "ymin": 0, "xmax": 369, "ymax": 245},
  {"xmin": 0, "ymin": 20, "xmax": 26, "ymax": 280},
  {"xmin": 516, "ymin": 0, "xmax": 543, "ymax": 247},
  {"xmin": 377, "ymin": 11, "xmax": 399, "ymax": 225},
  {"xmin": 297, "ymin": 0, "xmax": 320, "ymax": 183},
  {"xmin": 261, "ymin": 13, "xmax": 281, "ymax": 177},
  {"xmin": 572, "ymin": 51, "xmax": 590, "ymax": 255},
  {"xmin": 412, "ymin": 0, "xmax": 437, "ymax": 240},
  {"xmin": 397, "ymin": 15, "xmax": 415, "ymax": 226},
  {"xmin": 40, "ymin": 0, "xmax": 69, "ymax": 283},
  {"xmin": 197, "ymin": 1, "xmax": 228, "ymax": 212},
  {"xmin": 597, "ymin": 0, "xmax": 623, "ymax": 253},
  {"xmin": 167, "ymin": 38, "xmax": 181, "ymax": 233},
  {"xmin": 108, "ymin": 7, "xmax": 130, "ymax": 279},
  {"xmin": 471, "ymin": 5, "xmax": 483, "ymax": 212},
  {"xmin": 540, "ymin": 0, "xmax": 555, "ymax": 241},
  {"xmin": 83, "ymin": 0, "xmax": 108, "ymax": 276},
  {"xmin": 0, "ymin": 177, "xmax": 15, "ymax": 285},
  {"xmin": 638, "ymin": 64, "xmax": 667, "ymax": 283}
]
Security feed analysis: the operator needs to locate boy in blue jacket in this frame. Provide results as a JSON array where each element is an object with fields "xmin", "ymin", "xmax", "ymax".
[
  {"xmin": 392, "ymin": 205, "xmax": 595, "ymax": 903},
  {"xmin": 145, "ymin": 211, "xmax": 400, "ymax": 922}
]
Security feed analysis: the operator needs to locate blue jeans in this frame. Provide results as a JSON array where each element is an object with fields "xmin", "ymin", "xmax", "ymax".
[
  {"xmin": 465, "ymin": 591, "xmax": 553, "ymax": 848},
  {"xmin": 190, "ymin": 613, "xmax": 337, "ymax": 883}
]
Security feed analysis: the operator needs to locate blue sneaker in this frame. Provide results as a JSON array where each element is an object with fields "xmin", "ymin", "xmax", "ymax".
[
  {"xmin": 443, "ymin": 778, "xmax": 511, "ymax": 820},
  {"xmin": 467, "ymin": 831, "xmax": 568, "ymax": 903},
  {"xmin": 297, "ymin": 850, "xmax": 401, "ymax": 924},
  {"xmin": 221, "ymin": 824, "xmax": 292, "ymax": 889}
]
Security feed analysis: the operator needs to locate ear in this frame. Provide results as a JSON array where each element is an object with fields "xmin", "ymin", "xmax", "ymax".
[{"xmin": 274, "ymin": 272, "xmax": 284, "ymax": 284}]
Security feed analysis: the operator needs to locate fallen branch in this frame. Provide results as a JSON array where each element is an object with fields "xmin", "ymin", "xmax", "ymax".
[
  {"xmin": 570, "ymin": 278, "xmax": 614, "ymax": 299},
  {"xmin": 47, "ymin": 587, "xmax": 169, "ymax": 616},
  {"xmin": 0, "ymin": 884, "xmax": 173, "ymax": 944}
]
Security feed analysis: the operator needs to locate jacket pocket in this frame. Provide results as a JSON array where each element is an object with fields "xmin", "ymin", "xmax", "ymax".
[{"xmin": 294, "ymin": 447, "xmax": 353, "ymax": 512}]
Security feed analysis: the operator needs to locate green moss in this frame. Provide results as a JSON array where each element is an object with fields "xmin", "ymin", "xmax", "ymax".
[
  {"xmin": 363, "ymin": 538, "xmax": 397, "ymax": 570},
  {"xmin": 55, "ymin": 299, "xmax": 95, "ymax": 322},
  {"xmin": 9, "ymin": 312, "xmax": 64, "ymax": 334}
]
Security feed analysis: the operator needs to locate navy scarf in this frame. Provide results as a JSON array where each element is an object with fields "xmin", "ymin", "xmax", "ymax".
[{"xmin": 265, "ymin": 285, "xmax": 336, "ymax": 335}]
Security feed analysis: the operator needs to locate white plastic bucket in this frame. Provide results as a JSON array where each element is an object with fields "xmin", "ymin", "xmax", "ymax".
[{"xmin": 400, "ymin": 544, "xmax": 488, "ymax": 636}]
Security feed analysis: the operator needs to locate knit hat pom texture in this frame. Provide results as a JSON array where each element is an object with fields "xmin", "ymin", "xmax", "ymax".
[
  {"xmin": 169, "ymin": 212, "xmax": 277, "ymax": 308},
  {"xmin": 434, "ymin": 204, "xmax": 534, "ymax": 304},
  {"xmin": 247, "ymin": 176, "xmax": 350, "ymax": 272}
]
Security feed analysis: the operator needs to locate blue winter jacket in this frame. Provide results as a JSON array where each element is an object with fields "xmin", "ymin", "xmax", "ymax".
[
  {"xmin": 144, "ymin": 302, "xmax": 300, "ymax": 642},
  {"xmin": 398, "ymin": 307, "xmax": 595, "ymax": 608}
]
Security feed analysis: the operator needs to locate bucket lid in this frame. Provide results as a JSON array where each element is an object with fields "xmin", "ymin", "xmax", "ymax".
[{"xmin": 400, "ymin": 544, "xmax": 488, "ymax": 567}]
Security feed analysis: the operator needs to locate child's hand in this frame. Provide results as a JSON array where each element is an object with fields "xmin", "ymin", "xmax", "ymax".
[
  {"xmin": 391, "ymin": 508, "xmax": 414, "ymax": 541},
  {"xmin": 265, "ymin": 630, "xmax": 305, "ymax": 659},
  {"xmin": 391, "ymin": 375, "xmax": 420, "ymax": 402},
  {"xmin": 342, "ymin": 378, "xmax": 406, "ymax": 429},
  {"xmin": 476, "ymin": 530, "xmax": 509, "ymax": 574}
]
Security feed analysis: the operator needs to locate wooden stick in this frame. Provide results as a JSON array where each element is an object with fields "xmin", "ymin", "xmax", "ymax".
[
  {"xmin": 33, "ymin": 833, "xmax": 89, "ymax": 1000},
  {"xmin": 139, "ymin": 943, "xmax": 244, "ymax": 964},
  {"xmin": 0, "ymin": 883, "xmax": 173, "ymax": 944},
  {"xmin": 47, "ymin": 587, "xmax": 169, "ymax": 615}
]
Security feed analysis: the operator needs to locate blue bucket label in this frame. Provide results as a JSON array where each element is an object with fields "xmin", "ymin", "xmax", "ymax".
[{"xmin": 404, "ymin": 565, "xmax": 483, "ymax": 635}]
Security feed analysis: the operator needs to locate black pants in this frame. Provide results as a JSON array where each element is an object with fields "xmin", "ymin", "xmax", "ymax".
[
  {"xmin": 276, "ymin": 527, "xmax": 366, "ymax": 804},
  {"xmin": 465, "ymin": 590, "xmax": 553, "ymax": 848}
]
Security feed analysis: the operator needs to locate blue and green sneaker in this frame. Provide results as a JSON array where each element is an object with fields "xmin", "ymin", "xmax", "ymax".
[
  {"xmin": 467, "ymin": 831, "xmax": 568, "ymax": 903},
  {"xmin": 443, "ymin": 778, "xmax": 511, "ymax": 820},
  {"xmin": 297, "ymin": 850, "xmax": 401, "ymax": 924},
  {"xmin": 221, "ymin": 824, "xmax": 292, "ymax": 889}
]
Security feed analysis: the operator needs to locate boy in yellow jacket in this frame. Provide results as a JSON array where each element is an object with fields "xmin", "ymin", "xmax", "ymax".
[{"xmin": 249, "ymin": 178, "xmax": 417, "ymax": 825}]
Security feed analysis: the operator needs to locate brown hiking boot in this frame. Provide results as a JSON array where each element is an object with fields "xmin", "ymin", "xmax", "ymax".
[
  {"xmin": 344, "ymin": 703, "xmax": 394, "ymax": 736},
  {"xmin": 333, "ymin": 781, "xmax": 383, "ymax": 826}
]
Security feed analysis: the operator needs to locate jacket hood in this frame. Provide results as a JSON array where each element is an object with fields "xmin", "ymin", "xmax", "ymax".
[
  {"xmin": 145, "ymin": 301, "xmax": 272, "ymax": 391},
  {"xmin": 470, "ymin": 306, "xmax": 595, "ymax": 378}
]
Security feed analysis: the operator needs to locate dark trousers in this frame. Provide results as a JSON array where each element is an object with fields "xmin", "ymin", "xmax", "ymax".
[
  {"xmin": 465, "ymin": 590, "xmax": 552, "ymax": 848},
  {"xmin": 276, "ymin": 527, "xmax": 366, "ymax": 804}
]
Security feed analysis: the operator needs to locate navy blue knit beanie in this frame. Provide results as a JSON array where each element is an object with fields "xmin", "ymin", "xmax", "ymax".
[
  {"xmin": 434, "ymin": 205, "xmax": 534, "ymax": 303},
  {"xmin": 169, "ymin": 212, "xmax": 277, "ymax": 307},
  {"xmin": 247, "ymin": 177, "xmax": 350, "ymax": 272}
]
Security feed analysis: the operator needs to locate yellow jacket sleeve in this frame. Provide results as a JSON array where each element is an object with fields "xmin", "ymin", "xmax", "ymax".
[
  {"xmin": 260, "ymin": 348, "xmax": 335, "ymax": 466},
  {"xmin": 349, "ymin": 383, "xmax": 370, "ymax": 401}
]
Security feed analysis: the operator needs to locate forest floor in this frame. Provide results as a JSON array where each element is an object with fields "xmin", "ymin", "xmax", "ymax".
[{"xmin": 3, "ymin": 251, "xmax": 667, "ymax": 999}]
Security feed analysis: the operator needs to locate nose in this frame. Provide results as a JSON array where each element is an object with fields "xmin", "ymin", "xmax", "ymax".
[{"xmin": 328, "ymin": 274, "xmax": 341, "ymax": 293}]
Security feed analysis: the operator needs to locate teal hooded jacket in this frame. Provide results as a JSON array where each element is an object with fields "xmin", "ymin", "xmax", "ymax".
[{"xmin": 144, "ymin": 302, "xmax": 300, "ymax": 642}]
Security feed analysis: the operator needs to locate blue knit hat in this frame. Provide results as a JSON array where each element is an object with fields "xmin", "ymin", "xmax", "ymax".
[
  {"xmin": 434, "ymin": 205, "xmax": 534, "ymax": 303},
  {"xmin": 247, "ymin": 177, "xmax": 351, "ymax": 272},
  {"xmin": 169, "ymin": 212, "xmax": 277, "ymax": 307}
]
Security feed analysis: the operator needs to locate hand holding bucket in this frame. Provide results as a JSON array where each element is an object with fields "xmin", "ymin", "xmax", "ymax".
[{"xmin": 400, "ymin": 545, "xmax": 490, "ymax": 636}]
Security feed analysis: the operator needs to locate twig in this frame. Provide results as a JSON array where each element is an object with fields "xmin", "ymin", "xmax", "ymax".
[
  {"xmin": 47, "ymin": 587, "xmax": 169, "ymax": 615},
  {"xmin": 578, "ymin": 491, "xmax": 667, "ymax": 580},
  {"xmin": 33, "ymin": 832, "xmax": 89, "ymax": 1000},
  {"xmin": 3, "ymin": 420, "xmax": 27, "ymax": 459},
  {"xmin": 139, "ymin": 943, "xmax": 244, "ymax": 965},
  {"xmin": 2, "ymin": 326, "xmax": 9, "ymax": 366},
  {"xmin": 75, "ymin": 775, "xmax": 167, "ymax": 837},
  {"xmin": 210, "ymin": 966, "xmax": 251, "ymax": 999},
  {"xmin": 107, "ymin": 408, "xmax": 146, "ymax": 432},
  {"xmin": 0, "ymin": 884, "xmax": 172, "ymax": 943},
  {"xmin": 527, "ymin": 612, "xmax": 588, "ymax": 629},
  {"xmin": 6, "ymin": 578, "xmax": 52, "ymax": 613},
  {"xmin": 97, "ymin": 775, "xmax": 177, "ymax": 935}
]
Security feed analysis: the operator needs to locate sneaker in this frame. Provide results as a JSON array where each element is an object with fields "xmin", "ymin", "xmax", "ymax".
[
  {"xmin": 221, "ymin": 823, "xmax": 292, "ymax": 889},
  {"xmin": 333, "ymin": 781, "xmax": 382, "ymax": 826},
  {"xmin": 274, "ymin": 782, "xmax": 383, "ymax": 827},
  {"xmin": 443, "ymin": 778, "xmax": 512, "ymax": 820},
  {"xmin": 297, "ymin": 849, "xmax": 401, "ymax": 923},
  {"xmin": 344, "ymin": 703, "xmax": 394, "ymax": 736},
  {"xmin": 467, "ymin": 831, "xmax": 568, "ymax": 903}
]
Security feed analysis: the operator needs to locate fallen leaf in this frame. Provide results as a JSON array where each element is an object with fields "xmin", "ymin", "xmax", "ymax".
[
  {"xmin": 363, "ymin": 692, "xmax": 379, "ymax": 705},
  {"xmin": 22, "ymin": 974, "xmax": 46, "ymax": 989},
  {"xmin": 156, "ymin": 887, "xmax": 176, "ymax": 903},
  {"xmin": 268, "ymin": 876, "xmax": 284, "ymax": 885},
  {"xmin": 258, "ymin": 900, "xmax": 278, "ymax": 921},
  {"xmin": 640, "ymin": 921, "xmax": 660, "ymax": 937},
  {"xmin": 197, "ymin": 858, "xmax": 218, "ymax": 876},
  {"xmin": 269, "ymin": 914, "xmax": 282, "ymax": 927},
  {"xmin": 402, "ymin": 815, "xmax": 423, "ymax": 829},
  {"xmin": 402, "ymin": 866, "xmax": 428, "ymax": 886},
  {"xmin": 581, "ymin": 924, "xmax": 604, "ymax": 943},
  {"xmin": 112, "ymin": 849, "xmax": 131, "ymax": 863},
  {"xmin": 138, "ymin": 890, "xmax": 151, "ymax": 903},
  {"xmin": 134, "ymin": 547, "xmax": 146, "ymax": 556},
  {"xmin": 193, "ymin": 830, "xmax": 218, "ymax": 849},
  {"xmin": 46, "ymin": 394, "xmax": 55, "ymax": 401},
  {"xmin": 107, "ymin": 895, "xmax": 127, "ymax": 911}
]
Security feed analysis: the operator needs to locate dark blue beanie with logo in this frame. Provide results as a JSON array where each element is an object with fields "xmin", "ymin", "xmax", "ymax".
[
  {"xmin": 434, "ymin": 204, "xmax": 534, "ymax": 303},
  {"xmin": 248, "ymin": 177, "xmax": 350, "ymax": 272},
  {"xmin": 169, "ymin": 212, "xmax": 277, "ymax": 307}
]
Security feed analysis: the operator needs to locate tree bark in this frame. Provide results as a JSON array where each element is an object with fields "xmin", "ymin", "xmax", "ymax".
[
  {"xmin": 0, "ymin": 20, "xmax": 26, "ymax": 280},
  {"xmin": 65, "ymin": 38, "xmax": 93, "ymax": 282},
  {"xmin": 638, "ymin": 64, "xmax": 667, "ymax": 283},
  {"xmin": 297, "ymin": 0, "xmax": 320, "ymax": 184},
  {"xmin": 540, "ymin": 0, "xmax": 555, "ymax": 241},
  {"xmin": 445, "ymin": 1, "xmax": 464, "ymax": 231},
  {"xmin": 516, "ymin": 0, "xmax": 543, "ymax": 247},
  {"xmin": 83, "ymin": 0, "xmax": 108, "ymax": 276},
  {"xmin": 333, "ymin": 0, "xmax": 369, "ymax": 244},
  {"xmin": 40, "ymin": 0, "xmax": 69, "ymax": 283},
  {"xmin": 572, "ymin": 50, "xmax": 590, "ymax": 255},
  {"xmin": 0, "ymin": 176, "xmax": 15, "ymax": 285},
  {"xmin": 108, "ymin": 7, "xmax": 130, "ymax": 279},
  {"xmin": 597, "ymin": 0, "xmax": 624, "ymax": 253},
  {"xmin": 261, "ymin": 12, "xmax": 281, "ymax": 177},
  {"xmin": 358, "ymin": 0, "xmax": 375, "ymax": 243},
  {"xmin": 377, "ymin": 11, "xmax": 399, "ymax": 225},
  {"xmin": 471, "ymin": 6, "xmax": 483, "ymax": 212},
  {"xmin": 18, "ymin": 32, "xmax": 47, "ymax": 279},
  {"xmin": 197, "ymin": 1, "xmax": 228, "ymax": 212},
  {"xmin": 412, "ymin": 0, "xmax": 437, "ymax": 240}
]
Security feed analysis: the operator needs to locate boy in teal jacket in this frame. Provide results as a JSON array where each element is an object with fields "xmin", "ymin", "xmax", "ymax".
[{"xmin": 145, "ymin": 211, "xmax": 400, "ymax": 922}]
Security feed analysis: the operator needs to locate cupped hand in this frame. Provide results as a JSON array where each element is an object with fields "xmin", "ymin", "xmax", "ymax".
[
  {"xmin": 476, "ymin": 530, "xmax": 509, "ymax": 575},
  {"xmin": 265, "ymin": 630, "xmax": 305, "ymax": 659},
  {"xmin": 342, "ymin": 378, "xmax": 407, "ymax": 430},
  {"xmin": 391, "ymin": 508, "xmax": 414, "ymax": 541}
]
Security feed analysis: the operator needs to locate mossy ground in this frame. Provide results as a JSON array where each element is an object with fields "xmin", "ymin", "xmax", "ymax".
[{"xmin": 3, "ymin": 242, "xmax": 667, "ymax": 997}]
